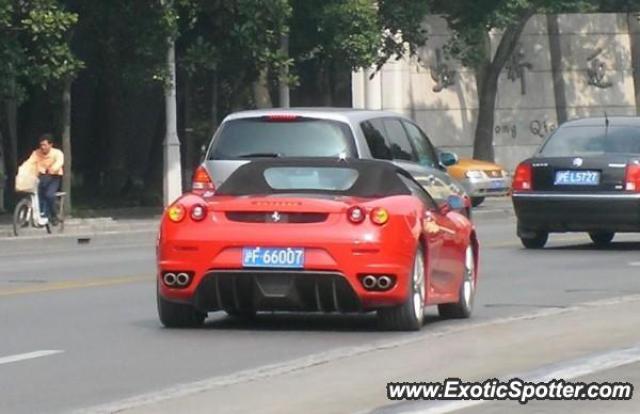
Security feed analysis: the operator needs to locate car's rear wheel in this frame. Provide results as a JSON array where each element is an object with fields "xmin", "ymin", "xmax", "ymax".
[
  {"xmin": 520, "ymin": 231, "xmax": 548, "ymax": 249},
  {"xmin": 471, "ymin": 197, "xmax": 485, "ymax": 207},
  {"xmin": 157, "ymin": 294, "xmax": 206, "ymax": 328},
  {"xmin": 589, "ymin": 231, "xmax": 614, "ymax": 246},
  {"xmin": 438, "ymin": 245, "xmax": 476, "ymax": 319},
  {"xmin": 378, "ymin": 245, "xmax": 425, "ymax": 331}
]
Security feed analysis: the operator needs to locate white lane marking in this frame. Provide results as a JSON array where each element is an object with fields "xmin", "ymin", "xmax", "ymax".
[
  {"xmin": 0, "ymin": 350, "xmax": 63, "ymax": 366},
  {"xmin": 629, "ymin": 262, "xmax": 640, "ymax": 267},
  {"xmin": 397, "ymin": 344, "xmax": 640, "ymax": 414},
  {"xmin": 79, "ymin": 293, "xmax": 640, "ymax": 414}
]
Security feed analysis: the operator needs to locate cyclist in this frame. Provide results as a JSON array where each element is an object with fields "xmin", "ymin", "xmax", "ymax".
[{"xmin": 19, "ymin": 134, "xmax": 64, "ymax": 225}]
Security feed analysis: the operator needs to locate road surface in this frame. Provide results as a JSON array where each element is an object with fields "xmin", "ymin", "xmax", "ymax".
[{"xmin": 0, "ymin": 210, "xmax": 639, "ymax": 413}]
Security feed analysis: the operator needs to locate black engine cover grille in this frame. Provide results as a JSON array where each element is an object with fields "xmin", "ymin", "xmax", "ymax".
[{"xmin": 193, "ymin": 271, "xmax": 361, "ymax": 313}]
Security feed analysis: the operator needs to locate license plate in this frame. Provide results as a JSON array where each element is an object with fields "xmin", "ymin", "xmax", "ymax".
[
  {"xmin": 490, "ymin": 180, "xmax": 506, "ymax": 189},
  {"xmin": 554, "ymin": 170, "xmax": 600, "ymax": 186},
  {"xmin": 242, "ymin": 247, "xmax": 304, "ymax": 268}
]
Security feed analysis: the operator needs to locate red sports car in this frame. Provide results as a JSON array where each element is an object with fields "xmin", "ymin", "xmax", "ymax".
[{"xmin": 157, "ymin": 159, "xmax": 479, "ymax": 331}]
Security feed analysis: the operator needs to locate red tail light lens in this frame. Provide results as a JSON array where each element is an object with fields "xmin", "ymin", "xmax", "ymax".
[
  {"xmin": 190, "ymin": 204, "xmax": 207, "ymax": 221},
  {"xmin": 265, "ymin": 114, "xmax": 299, "ymax": 122},
  {"xmin": 347, "ymin": 206, "xmax": 366, "ymax": 223},
  {"xmin": 512, "ymin": 163, "xmax": 532, "ymax": 191},
  {"xmin": 370, "ymin": 207, "xmax": 389, "ymax": 225},
  {"xmin": 625, "ymin": 164, "xmax": 640, "ymax": 191},
  {"xmin": 192, "ymin": 166, "xmax": 215, "ymax": 192}
]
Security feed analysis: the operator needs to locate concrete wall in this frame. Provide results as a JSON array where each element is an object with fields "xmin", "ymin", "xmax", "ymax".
[{"xmin": 352, "ymin": 13, "xmax": 638, "ymax": 170}]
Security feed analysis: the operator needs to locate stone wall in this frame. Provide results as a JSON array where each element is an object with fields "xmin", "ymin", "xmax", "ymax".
[{"xmin": 352, "ymin": 13, "xmax": 638, "ymax": 170}]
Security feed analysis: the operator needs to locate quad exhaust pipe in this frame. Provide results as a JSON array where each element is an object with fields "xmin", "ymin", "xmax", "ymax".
[
  {"xmin": 162, "ymin": 271, "xmax": 192, "ymax": 288},
  {"xmin": 176, "ymin": 272, "xmax": 190, "ymax": 286},
  {"xmin": 361, "ymin": 275, "xmax": 395, "ymax": 291},
  {"xmin": 163, "ymin": 272, "xmax": 177, "ymax": 286}
]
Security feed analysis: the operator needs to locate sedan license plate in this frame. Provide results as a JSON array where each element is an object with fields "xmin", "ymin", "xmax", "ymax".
[
  {"xmin": 554, "ymin": 170, "xmax": 600, "ymax": 186},
  {"xmin": 490, "ymin": 179, "xmax": 506, "ymax": 189},
  {"xmin": 242, "ymin": 247, "xmax": 304, "ymax": 268}
]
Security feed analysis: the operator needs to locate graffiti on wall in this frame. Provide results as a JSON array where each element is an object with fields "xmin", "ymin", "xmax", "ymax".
[
  {"xmin": 430, "ymin": 48, "xmax": 456, "ymax": 93},
  {"xmin": 506, "ymin": 44, "xmax": 533, "ymax": 95},
  {"xmin": 494, "ymin": 118, "xmax": 556, "ymax": 140},
  {"xmin": 586, "ymin": 48, "xmax": 613, "ymax": 89}
]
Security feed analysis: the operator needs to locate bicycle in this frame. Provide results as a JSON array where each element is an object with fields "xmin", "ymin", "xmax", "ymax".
[{"xmin": 13, "ymin": 188, "xmax": 65, "ymax": 236}]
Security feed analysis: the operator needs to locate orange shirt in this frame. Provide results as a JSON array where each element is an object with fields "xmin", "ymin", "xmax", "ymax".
[{"xmin": 26, "ymin": 148, "xmax": 64, "ymax": 175}]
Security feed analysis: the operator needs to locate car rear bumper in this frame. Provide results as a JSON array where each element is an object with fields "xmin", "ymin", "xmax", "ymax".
[
  {"xmin": 157, "ymin": 244, "xmax": 414, "ymax": 313},
  {"xmin": 462, "ymin": 177, "xmax": 510, "ymax": 198},
  {"xmin": 513, "ymin": 192, "xmax": 640, "ymax": 232}
]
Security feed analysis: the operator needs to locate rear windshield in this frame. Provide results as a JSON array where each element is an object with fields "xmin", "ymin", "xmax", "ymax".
[
  {"xmin": 263, "ymin": 167, "xmax": 359, "ymax": 191},
  {"xmin": 540, "ymin": 126, "xmax": 640, "ymax": 156},
  {"xmin": 208, "ymin": 117, "xmax": 356, "ymax": 159}
]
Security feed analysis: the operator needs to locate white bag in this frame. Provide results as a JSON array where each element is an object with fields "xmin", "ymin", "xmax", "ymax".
[{"xmin": 15, "ymin": 164, "xmax": 38, "ymax": 193}]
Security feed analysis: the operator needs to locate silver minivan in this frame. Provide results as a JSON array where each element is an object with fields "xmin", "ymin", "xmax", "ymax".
[{"xmin": 194, "ymin": 108, "xmax": 469, "ymax": 213}]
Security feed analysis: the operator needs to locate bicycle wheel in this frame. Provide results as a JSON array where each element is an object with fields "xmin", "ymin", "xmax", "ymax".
[{"xmin": 13, "ymin": 198, "xmax": 32, "ymax": 237}]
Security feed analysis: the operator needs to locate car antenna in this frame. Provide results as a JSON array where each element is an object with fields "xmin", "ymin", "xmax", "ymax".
[{"xmin": 604, "ymin": 111, "xmax": 609, "ymax": 139}]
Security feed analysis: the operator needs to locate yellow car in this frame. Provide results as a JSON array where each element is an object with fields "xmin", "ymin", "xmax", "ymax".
[{"xmin": 446, "ymin": 157, "xmax": 510, "ymax": 207}]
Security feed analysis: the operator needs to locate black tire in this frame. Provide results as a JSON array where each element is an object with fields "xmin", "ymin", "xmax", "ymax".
[
  {"xmin": 157, "ymin": 294, "xmax": 206, "ymax": 328},
  {"xmin": 438, "ymin": 244, "xmax": 476, "ymax": 319},
  {"xmin": 589, "ymin": 231, "xmax": 614, "ymax": 246},
  {"xmin": 471, "ymin": 197, "xmax": 485, "ymax": 207},
  {"xmin": 13, "ymin": 198, "xmax": 32, "ymax": 237},
  {"xmin": 520, "ymin": 232, "xmax": 548, "ymax": 249},
  {"xmin": 378, "ymin": 245, "xmax": 425, "ymax": 331}
]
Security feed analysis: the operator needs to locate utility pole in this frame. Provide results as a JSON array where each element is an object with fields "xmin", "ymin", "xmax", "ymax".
[{"xmin": 162, "ymin": 0, "xmax": 182, "ymax": 206}]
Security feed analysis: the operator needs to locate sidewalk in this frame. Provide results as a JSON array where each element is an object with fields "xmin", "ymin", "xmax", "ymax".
[{"xmin": 0, "ymin": 207, "xmax": 161, "ymax": 238}]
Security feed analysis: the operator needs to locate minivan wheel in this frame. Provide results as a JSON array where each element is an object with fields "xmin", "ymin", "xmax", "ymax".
[
  {"xmin": 589, "ymin": 231, "xmax": 614, "ymax": 246},
  {"xmin": 520, "ymin": 231, "xmax": 548, "ymax": 249}
]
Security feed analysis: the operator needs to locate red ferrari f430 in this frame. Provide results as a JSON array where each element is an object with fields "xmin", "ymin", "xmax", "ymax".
[{"xmin": 157, "ymin": 159, "xmax": 479, "ymax": 331}]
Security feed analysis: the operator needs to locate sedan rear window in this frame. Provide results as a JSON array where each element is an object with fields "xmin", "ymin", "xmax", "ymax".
[
  {"xmin": 264, "ymin": 167, "xmax": 359, "ymax": 191},
  {"xmin": 540, "ymin": 126, "xmax": 640, "ymax": 156},
  {"xmin": 208, "ymin": 117, "xmax": 356, "ymax": 159}
]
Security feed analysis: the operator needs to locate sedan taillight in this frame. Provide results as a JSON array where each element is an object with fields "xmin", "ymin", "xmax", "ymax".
[
  {"xmin": 625, "ymin": 163, "xmax": 640, "ymax": 191},
  {"xmin": 512, "ymin": 163, "xmax": 532, "ymax": 191},
  {"xmin": 192, "ymin": 166, "xmax": 215, "ymax": 193}
]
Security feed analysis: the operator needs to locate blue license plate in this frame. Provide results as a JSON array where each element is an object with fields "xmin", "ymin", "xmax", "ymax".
[
  {"xmin": 490, "ymin": 179, "xmax": 506, "ymax": 189},
  {"xmin": 242, "ymin": 247, "xmax": 305, "ymax": 268},
  {"xmin": 554, "ymin": 170, "xmax": 600, "ymax": 186}
]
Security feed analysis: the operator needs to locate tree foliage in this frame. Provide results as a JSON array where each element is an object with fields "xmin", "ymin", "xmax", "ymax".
[{"xmin": 0, "ymin": 0, "xmax": 82, "ymax": 100}]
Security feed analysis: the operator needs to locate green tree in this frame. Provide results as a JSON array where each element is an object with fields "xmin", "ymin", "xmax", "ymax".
[
  {"xmin": 0, "ymin": 0, "xmax": 81, "ymax": 209},
  {"xmin": 290, "ymin": 0, "xmax": 428, "ymax": 105},
  {"xmin": 430, "ymin": 0, "xmax": 595, "ymax": 161}
]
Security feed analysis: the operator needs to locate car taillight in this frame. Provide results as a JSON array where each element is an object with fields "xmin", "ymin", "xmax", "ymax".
[
  {"xmin": 512, "ymin": 163, "xmax": 532, "ymax": 191},
  {"xmin": 264, "ymin": 114, "xmax": 299, "ymax": 122},
  {"xmin": 625, "ymin": 164, "xmax": 640, "ymax": 191},
  {"xmin": 370, "ymin": 207, "xmax": 389, "ymax": 225},
  {"xmin": 167, "ymin": 204, "xmax": 186, "ymax": 223},
  {"xmin": 347, "ymin": 206, "xmax": 366, "ymax": 224},
  {"xmin": 190, "ymin": 204, "xmax": 207, "ymax": 221},
  {"xmin": 192, "ymin": 166, "xmax": 215, "ymax": 192}
]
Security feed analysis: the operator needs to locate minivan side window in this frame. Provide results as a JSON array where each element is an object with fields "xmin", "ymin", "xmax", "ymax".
[
  {"xmin": 361, "ymin": 119, "xmax": 392, "ymax": 160},
  {"xmin": 383, "ymin": 119, "xmax": 417, "ymax": 161},
  {"xmin": 398, "ymin": 173, "xmax": 437, "ymax": 210},
  {"xmin": 402, "ymin": 121, "xmax": 438, "ymax": 168}
]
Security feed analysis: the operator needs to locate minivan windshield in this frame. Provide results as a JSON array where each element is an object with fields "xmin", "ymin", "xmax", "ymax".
[
  {"xmin": 539, "ymin": 125, "xmax": 640, "ymax": 156},
  {"xmin": 208, "ymin": 117, "xmax": 356, "ymax": 159}
]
